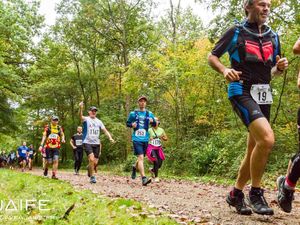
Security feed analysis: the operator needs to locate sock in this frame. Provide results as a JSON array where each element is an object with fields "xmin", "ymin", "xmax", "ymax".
[
  {"xmin": 231, "ymin": 187, "xmax": 242, "ymax": 197},
  {"xmin": 285, "ymin": 177, "xmax": 296, "ymax": 190},
  {"xmin": 250, "ymin": 186, "xmax": 261, "ymax": 195}
]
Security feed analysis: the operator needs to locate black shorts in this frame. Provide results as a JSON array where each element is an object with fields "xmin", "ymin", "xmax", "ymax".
[
  {"xmin": 45, "ymin": 148, "xmax": 59, "ymax": 162},
  {"xmin": 83, "ymin": 144, "xmax": 101, "ymax": 158},
  {"xmin": 229, "ymin": 92, "xmax": 270, "ymax": 127}
]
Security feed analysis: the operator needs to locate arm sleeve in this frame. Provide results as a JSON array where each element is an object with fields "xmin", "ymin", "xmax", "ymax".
[
  {"xmin": 126, "ymin": 112, "xmax": 135, "ymax": 128},
  {"xmin": 211, "ymin": 26, "xmax": 236, "ymax": 58}
]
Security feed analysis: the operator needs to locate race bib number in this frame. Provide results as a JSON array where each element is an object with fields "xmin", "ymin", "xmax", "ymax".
[
  {"xmin": 22, "ymin": 150, "xmax": 27, "ymax": 154},
  {"xmin": 150, "ymin": 138, "xmax": 161, "ymax": 147},
  {"xmin": 29, "ymin": 151, "xmax": 33, "ymax": 154},
  {"xmin": 49, "ymin": 134, "xmax": 58, "ymax": 140},
  {"xmin": 135, "ymin": 129, "xmax": 146, "ymax": 137},
  {"xmin": 75, "ymin": 140, "xmax": 82, "ymax": 146},
  {"xmin": 250, "ymin": 84, "xmax": 273, "ymax": 105},
  {"xmin": 89, "ymin": 128, "xmax": 99, "ymax": 137}
]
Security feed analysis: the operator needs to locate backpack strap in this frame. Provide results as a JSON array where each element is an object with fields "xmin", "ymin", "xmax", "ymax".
[
  {"xmin": 271, "ymin": 31, "xmax": 279, "ymax": 65},
  {"xmin": 134, "ymin": 110, "xmax": 139, "ymax": 130},
  {"xmin": 227, "ymin": 25, "xmax": 242, "ymax": 63}
]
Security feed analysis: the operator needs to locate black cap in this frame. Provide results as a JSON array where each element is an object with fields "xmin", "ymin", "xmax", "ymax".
[
  {"xmin": 138, "ymin": 95, "xmax": 148, "ymax": 102},
  {"xmin": 89, "ymin": 106, "xmax": 98, "ymax": 111}
]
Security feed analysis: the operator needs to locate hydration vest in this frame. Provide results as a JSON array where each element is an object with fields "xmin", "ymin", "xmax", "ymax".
[
  {"xmin": 227, "ymin": 21, "xmax": 279, "ymax": 66},
  {"xmin": 134, "ymin": 110, "xmax": 150, "ymax": 131}
]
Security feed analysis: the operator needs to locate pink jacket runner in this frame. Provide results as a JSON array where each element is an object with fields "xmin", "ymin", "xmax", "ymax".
[{"xmin": 146, "ymin": 144, "xmax": 165, "ymax": 162}]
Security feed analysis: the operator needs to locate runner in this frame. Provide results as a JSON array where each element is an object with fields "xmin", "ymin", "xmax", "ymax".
[
  {"xmin": 39, "ymin": 116, "xmax": 65, "ymax": 179},
  {"xmin": 79, "ymin": 102, "xmax": 115, "ymax": 184},
  {"xmin": 276, "ymin": 37, "xmax": 300, "ymax": 213},
  {"xmin": 146, "ymin": 117, "xmax": 167, "ymax": 182},
  {"xmin": 8, "ymin": 150, "xmax": 17, "ymax": 169},
  {"xmin": 208, "ymin": 0, "xmax": 288, "ymax": 215},
  {"xmin": 70, "ymin": 126, "xmax": 84, "ymax": 175},
  {"xmin": 27, "ymin": 144, "xmax": 36, "ymax": 170},
  {"xmin": 126, "ymin": 96, "xmax": 156, "ymax": 186},
  {"xmin": 17, "ymin": 142, "xmax": 29, "ymax": 172}
]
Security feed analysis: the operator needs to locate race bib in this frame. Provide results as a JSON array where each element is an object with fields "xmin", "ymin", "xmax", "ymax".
[
  {"xmin": 250, "ymin": 84, "xmax": 273, "ymax": 105},
  {"xmin": 75, "ymin": 139, "xmax": 82, "ymax": 146},
  {"xmin": 150, "ymin": 138, "xmax": 161, "ymax": 147},
  {"xmin": 49, "ymin": 134, "xmax": 58, "ymax": 140},
  {"xmin": 29, "ymin": 151, "xmax": 33, "ymax": 154},
  {"xmin": 135, "ymin": 129, "xmax": 146, "ymax": 137},
  {"xmin": 89, "ymin": 128, "xmax": 99, "ymax": 137},
  {"xmin": 22, "ymin": 150, "xmax": 27, "ymax": 154}
]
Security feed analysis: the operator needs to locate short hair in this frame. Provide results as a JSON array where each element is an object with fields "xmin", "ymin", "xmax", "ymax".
[
  {"xmin": 77, "ymin": 126, "xmax": 82, "ymax": 129},
  {"xmin": 244, "ymin": 0, "xmax": 255, "ymax": 16}
]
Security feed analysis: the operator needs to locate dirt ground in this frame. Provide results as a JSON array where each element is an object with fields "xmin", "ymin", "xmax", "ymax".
[{"xmin": 29, "ymin": 170, "xmax": 300, "ymax": 225}]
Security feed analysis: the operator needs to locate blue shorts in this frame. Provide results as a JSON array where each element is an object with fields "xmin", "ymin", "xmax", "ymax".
[{"xmin": 133, "ymin": 141, "xmax": 148, "ymax": 156}]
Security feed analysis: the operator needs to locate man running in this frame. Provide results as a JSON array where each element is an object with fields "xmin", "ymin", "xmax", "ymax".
[
  {"xmin": 276, "ymin": 37, "xmax": 300, "ymax": 213},
  {"xmin": 39, "ymin": 116, "xmax": 65, "ymax": 179},
  {"xmin": 17, "ymin": 142, "xmax": 29, "ymax": 172},
  {"xmin": 126, "ymin": 96, "xmax": 156, "ymax": 186},
  {"xmin": 79, "ymin": 102, "xmax": 115, "ymax": 184},
  {"xmin": 70, "ymin": 126, "xmax": 84, "ymax": 175},
  {"xmin": 27, "ymin": 144, "xmax": 35, "ymax": 170},
  {"xmin": 208, "ymin": 0, "xmax": 288, "ymax": 215}
]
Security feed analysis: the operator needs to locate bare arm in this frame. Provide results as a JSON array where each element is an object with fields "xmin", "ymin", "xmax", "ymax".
[
  {"xmin": 39, "ymin": 135, "xmax": 46, "ymax": 151},
  {"xmin": 102, "ymin": 128, "xmax": 115, "ymax": 143},
  {"xmin": 70, "ymin": 139, "xmax": 76, "ymax": 149},
  {"xmin": 79, "ymin": 102, "xmax": 85, "ymax": 122},
  {"xmin": 208, "ymin": 54, "xmax": 241, "ymax": 82},
  {"xmin": 293, "ymin": 39, "xmax": 300, "ymax": 55}
]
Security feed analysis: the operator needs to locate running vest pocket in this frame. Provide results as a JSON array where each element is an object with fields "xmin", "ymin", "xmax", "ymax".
[{"xmin": 245, "ymin": 40, "xmax": 274, "ymax": 63}]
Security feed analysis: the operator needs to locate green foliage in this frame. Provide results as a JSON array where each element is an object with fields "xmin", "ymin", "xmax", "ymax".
[{"xmin": 0, "ymin": 0, "xmax": 300, "ymax": 182}]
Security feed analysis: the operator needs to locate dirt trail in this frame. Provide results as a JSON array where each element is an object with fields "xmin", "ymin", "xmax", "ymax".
[{"xmin": 29, "ymin": 170, "xmax": 300, "ymax": 224}]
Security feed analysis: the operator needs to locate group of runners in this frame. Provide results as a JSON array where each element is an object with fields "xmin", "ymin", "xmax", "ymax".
[
  {"xmin": 4, "ymin": 0, "xmax": 300, "ymax": 218},
  {"xmin": 208, "ymin": 0, "xmax": 300, "ymax": 216},
  {"xmin": 36, "ymin": 97, "xmax": 167, "ymax": 185},
  {"xmin": 0, "ymin": 142, "xmax": 36, "ymax": 170}
]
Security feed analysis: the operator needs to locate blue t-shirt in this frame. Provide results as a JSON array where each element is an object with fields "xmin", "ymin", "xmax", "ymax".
[
  {"xmin": 126, "ymin": 110, "xmax": 155, "ymax": 142},
  {"xmin": 18, "ymin": 146, "xmax": 28, "ymax": 158}
]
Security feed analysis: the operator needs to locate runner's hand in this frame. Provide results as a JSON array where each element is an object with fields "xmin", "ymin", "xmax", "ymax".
[
  {"xmin": 222, "ymin": 68, "xmax": 242, "ymax": 82},
  {"xmin": 276, "ymin": 55, "xmax": 288, "ymax": 72},
  {"xmin": 61, "ymin": 139, "xmax": 66, "ymax": 143},
  {"xmin": 109, "ymin": 138, "xmax": 116, "ymax": 144},
  {"xmin": 39, "ymin": 146, "xmax": 43, "ymax": 152},
  {"xmin": 149, "ymin": 118, "xmax": 154, "ymax": 123},
  {"xmin": 79, "ymin": 101, "xmax": 84, "ymax": 109},
  {"xmin": 73, "ymin": 146, "xmax": 77, "ymax": 150},
  {"xmin": 132, "ymin": 122, "xmax": 137, "ymax": 128}
]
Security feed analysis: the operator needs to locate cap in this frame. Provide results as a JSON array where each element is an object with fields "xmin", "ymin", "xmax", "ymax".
[
  {"xmin": 138, "ymin": 95, "xmax": 148, "ymax": 102},
  {"xmin": 51, "ymin": 115, "xmax": 59, "ymax": 121},
  {"xmin": 89, "ymin": 106, "xmax": 98, "ymax": 111}
]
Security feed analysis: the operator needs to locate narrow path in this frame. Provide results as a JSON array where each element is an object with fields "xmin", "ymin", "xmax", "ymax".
[{"xmin": 29, "ymin": 169, "xmax": 300, "ymax": 224}]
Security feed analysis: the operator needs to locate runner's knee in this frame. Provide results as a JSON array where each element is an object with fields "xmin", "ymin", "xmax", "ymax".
[{"xmin": 257, "ymin": 131, "xmax": 274, "ymax": 150}]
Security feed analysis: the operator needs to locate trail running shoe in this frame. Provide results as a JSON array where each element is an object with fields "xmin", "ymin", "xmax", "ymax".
[
  {"xmin": 90, "ymin": 176, "xmax": 97, "ymax": 184},
  {"xmin": 43, "ymin": 168, "xmax": 48, "ymax": 177},
  {"xmin": 153, "ymin": 177, "xmax": 160, "ymax": 183},
  {"xmin": 142, "ymin": 176, "xmax": 151, "ymax": 186},
  {"xmin": 51, "ymin": 175, "xmax": 58, "ymax": 180},
  {"xmin": 248, "ymin": 188, "xmax": 274, "ymax": 215},
  {"xmin": 277, "ymin": 175, "xmax": 294, "ymax": 213},
  {"xmin": 149, "ymin": 168, "xmax": 155, "ymax": 178},
  {"xmin": 131, "ymin": 166, "xmax": 137, "ymax": 180},
  {"xmin": 226, "ymin": 191, "xmax": 252, "ymax": 215}
]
